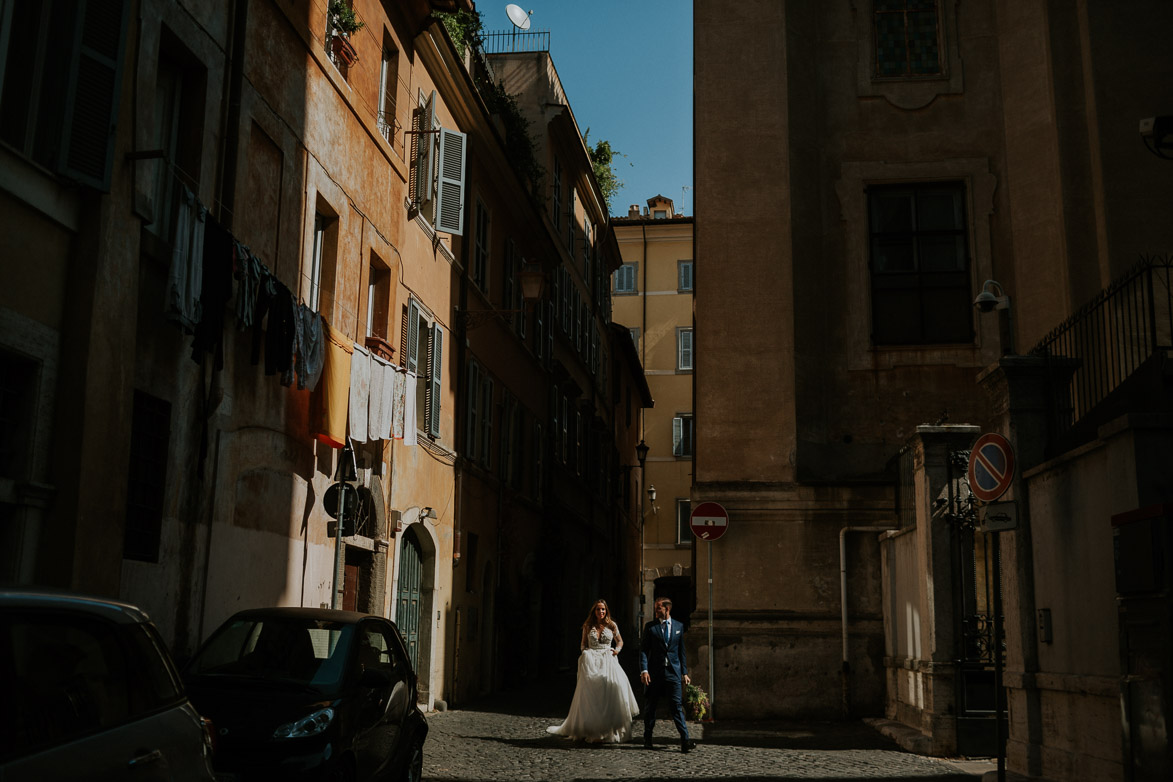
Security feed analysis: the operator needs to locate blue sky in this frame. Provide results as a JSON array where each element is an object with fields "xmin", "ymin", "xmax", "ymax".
[{"xmin": 483, "ymin": 1, "xmax": 693, "ymax": 216}]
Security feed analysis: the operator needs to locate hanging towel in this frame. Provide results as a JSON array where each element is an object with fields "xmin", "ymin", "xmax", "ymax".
[
  {"xmin": 378, "ymin": 359, "xmax": 394, "ymax": 441},
  {"xmin": 297, "ymin": 307, "xmax": 324, "ymax": 391},
  {"xmin": 368, "ymin": 355, "xmax": 393, "ymax": 441},
  {"xmin": 251, "ymin": 271, "xmax": 277, "ymax": 366},
  {"xmin": 403, "ymin": 371, "xmax": 418, "ymax": 446},
  {"xmin": 165, "ymin": 185, "xmax": 205, "ymax": 332},
  {"xmin": 392, "ymin": 368, "xmax": 406, "ymax": 441},
  {"xmin": 348, "ymin": 344, "xmax": 371, "ymax": 443},
  {"xmin": 311, "ymin": 320, "xmax": 353, "ymax": 448}
]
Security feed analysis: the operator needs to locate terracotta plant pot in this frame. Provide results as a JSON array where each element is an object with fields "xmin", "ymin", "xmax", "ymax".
[{"xmin": 331, "ymin": 34, "xmax": 358, "ymax": 66}]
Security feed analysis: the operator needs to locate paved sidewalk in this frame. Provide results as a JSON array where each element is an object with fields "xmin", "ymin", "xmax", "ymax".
[{"xmin": 421, "ymin": 674, "xmax": 995, "ymax": 781}]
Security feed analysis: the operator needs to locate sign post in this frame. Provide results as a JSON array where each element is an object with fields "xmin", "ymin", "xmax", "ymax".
[
  {"xmin": 690, "ymin": 501, "xmax": 729, "ymax": 719},
  {"xmin": 967, "ymin": 433, "xmax": 1016, "ymax": 782}
]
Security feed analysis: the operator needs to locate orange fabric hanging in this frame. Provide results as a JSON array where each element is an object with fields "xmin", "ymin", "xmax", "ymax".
[{"xmin": 311, "ymin": 318, "xmax": 353, "ymax": 448}]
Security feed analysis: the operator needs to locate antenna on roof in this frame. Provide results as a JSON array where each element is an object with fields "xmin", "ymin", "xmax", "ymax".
[{"xmin": 506, "ymin": 3, "xmax": 532, "ymax": 30}]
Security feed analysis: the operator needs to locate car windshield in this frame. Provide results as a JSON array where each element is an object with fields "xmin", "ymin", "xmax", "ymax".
[{"xmin": 186, "ymin": 616, "xmax": 353, "ymax": 690}]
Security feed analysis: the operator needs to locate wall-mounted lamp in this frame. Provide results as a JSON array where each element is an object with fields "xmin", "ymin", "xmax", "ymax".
[
  {"xmin": 973, "ymin": 279, "xmax": 1015, "ymax": 355},
  {"xmin": 648, "ymin": 484, "xmax": 659, "ymax": 515},
  {"xmin": 421, "ymin": 506, "xmax": 438, "ymax": 520},
  {"xmin": 635, "ymin": 439, "xmax": 649, "ymax": 470},
  {"xmin": 458, "ymin": 261, "xmax": 546, "ymax": 329}
]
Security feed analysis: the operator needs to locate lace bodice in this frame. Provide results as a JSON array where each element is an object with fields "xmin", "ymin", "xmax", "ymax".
[{"xmin": 587, "ymin": 627, "xmax": 614, "ymax": 651}]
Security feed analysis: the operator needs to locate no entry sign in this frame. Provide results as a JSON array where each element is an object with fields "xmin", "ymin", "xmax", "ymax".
[
  {"xmin": 967, "ymin": 433, "xmax": 1016, "ymax": 503},
  {"xmin": 690, "ymin": 501, "xmax": 729, "ymax": 541}
]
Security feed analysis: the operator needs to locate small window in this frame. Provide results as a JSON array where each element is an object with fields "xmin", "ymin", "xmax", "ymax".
[
  {"xmin": 874, "ymin": 0, "xmax": 942, "ymax": 78},
  {"xmin": 676, "ymin": 328, "xmax": 694, "ymax": 371},
  {"xmin": 672, "ymin": 414, "xmax": 694, "ymax": 458},
  {"xmin": 614, "ymin": 264, "xmax": 637, "ymax": 294},
  {"xmin": 377, "ymin": 42, "xmax": 400, "ymax": 154},
  {"xmin": 552, "ymin": 157, "xmax": 562, "ymax": 229},
  {"xmin": 678, "ymin": 260, "xmax": 694, "ymax": 292},
  {"xmin": 868, "ymin": 181, "xmax": 971, "ymax": 345},
  {"xmin": 473, "ymin": 200, "xmax": 490, "ymax": 292},
  {"xmin": 676, "ymin": 499, "xmax": 692, "ymax": 544},
  {"xmin": 654, "ymin": 210, "xmax": 667, "ymax": 219}
]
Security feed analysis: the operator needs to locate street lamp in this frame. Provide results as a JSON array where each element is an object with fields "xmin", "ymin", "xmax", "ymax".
[
  {"xmin": 458, "ymin": 261, "xmax": 546, "ymax": 329},
  {"xmin": 636, "ymin": 439, "xmax": 649, "ymax": 636},
  {"xmin": 647, "ymin": 484, "xmax": 659, "ymax": 515}
]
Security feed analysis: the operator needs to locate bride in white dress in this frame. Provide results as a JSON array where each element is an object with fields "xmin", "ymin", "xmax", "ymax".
[{"xmin": 547, "ymin": 599, "xmax": 640, "ymax": 743}]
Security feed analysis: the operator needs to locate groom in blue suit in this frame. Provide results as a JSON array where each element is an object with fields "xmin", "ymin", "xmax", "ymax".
[{"xmin": 639, "ymin": 597, "xmax": 695, "ymax": 753}]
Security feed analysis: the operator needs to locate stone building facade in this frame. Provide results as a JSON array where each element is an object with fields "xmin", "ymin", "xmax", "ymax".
[{"xmin": 694, "ymin": 1, "xmax": 1173, "ymax": 778}]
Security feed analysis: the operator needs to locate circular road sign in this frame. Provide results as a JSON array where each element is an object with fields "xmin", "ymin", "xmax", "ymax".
[
  {"xmin": 324, "ymin": 482, "xmax": 360, "ymax": 520},
  {"xmin": 967, "ymin": 433, "xmax": 1016, "ymax": 503},
  {"xmin": 690, "ymin": 501, "xmax": 729, "ymax": 541}
]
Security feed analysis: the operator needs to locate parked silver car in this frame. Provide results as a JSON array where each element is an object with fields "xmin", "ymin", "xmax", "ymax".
[{"xmin": 0, "ymin": 588, "xmax": 216, "ymax": 780}]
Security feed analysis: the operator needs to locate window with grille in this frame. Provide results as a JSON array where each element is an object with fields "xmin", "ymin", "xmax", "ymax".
[
  {"xmin": 868, "ymin": 181, "xmax": 972, "ymax": 345},
  {"xmin": 677, "ymin": 328, "xmax": 693, "ymax": 371},
  {"xmin": 614, "ymin": 264, "xmax": 637, "ymax": 294},
  {"xmin": 672, "ymin": 414, "xmax": 694, "ymax": 458},
  {"xmin": 874, "ymin": 0, "xmax": 942, "ymax": 78},
  {"xmin": 676, "ymin": 499, "xmax": 692, "ymax": 544},
  {"xmin": 678, "ymin": 261, "xmax": 694, "ymax": 292}
]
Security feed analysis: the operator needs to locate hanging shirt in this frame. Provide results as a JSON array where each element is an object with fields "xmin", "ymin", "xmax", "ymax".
[{"xmin": 165, "ymin": 184, "xmax": 205, "ymax": 332}]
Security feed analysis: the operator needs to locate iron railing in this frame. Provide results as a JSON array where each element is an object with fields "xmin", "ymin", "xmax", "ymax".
[
  {"xmin": 479, "ymin": 28, "xmax": 551, "ymax": 54},
  {"xmin": 1030, "ymin": 256, "xmax": 1172, "ymax": 442}
]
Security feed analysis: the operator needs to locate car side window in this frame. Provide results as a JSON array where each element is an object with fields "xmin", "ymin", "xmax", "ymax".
[
  {"xmin": 356, "ymin": 622, "xmax": 408, "ymax": 686},
  {"xmin": 123, "ymin": 621, "xmax": 184, "ymax": 714},
  {"xmin": 3, "ymin": 613, "xmax": 132, "ymax": 760}
]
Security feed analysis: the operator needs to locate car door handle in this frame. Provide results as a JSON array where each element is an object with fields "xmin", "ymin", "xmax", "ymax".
[{"xmin": 128, "ymin": 748, "xmax": 163, "ymax": 768}]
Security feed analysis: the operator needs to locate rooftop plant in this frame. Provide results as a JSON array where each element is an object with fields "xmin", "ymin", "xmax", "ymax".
[{"xmin": 328, "ymin": 0, "xmax": 365, "ymax": 36}]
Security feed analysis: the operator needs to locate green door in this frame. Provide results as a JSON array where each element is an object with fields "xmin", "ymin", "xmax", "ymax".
[{"xmin": 397, "ymin": 527, "xmax": 423, "ymax": 672}]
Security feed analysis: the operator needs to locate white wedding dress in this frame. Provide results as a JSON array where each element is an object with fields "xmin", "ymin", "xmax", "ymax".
[{"xmin": 547, "ymin": 627, "xmax": 640, "ymax": 742}]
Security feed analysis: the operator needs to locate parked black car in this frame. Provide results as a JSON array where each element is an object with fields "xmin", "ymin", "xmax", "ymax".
[
  {"xmin": 183, "ymin": 607, "xmax": 427, "ymax": 781},
  {"xmin": 0, "ymin": 588, "xmax": 216, "ymax": 780}
]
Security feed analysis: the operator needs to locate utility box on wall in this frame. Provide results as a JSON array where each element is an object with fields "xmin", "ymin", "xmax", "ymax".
[{"xmin": 1113, "ymin": 504, "xmax": 1173, "ymax": 782}]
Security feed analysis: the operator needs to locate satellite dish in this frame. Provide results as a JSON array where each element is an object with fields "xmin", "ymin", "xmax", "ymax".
[{"xmin": 506, "ymin": 3, "xmax": 531, "ymax": 30}]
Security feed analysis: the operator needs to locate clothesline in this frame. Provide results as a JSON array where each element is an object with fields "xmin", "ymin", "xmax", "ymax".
[{"xmin": 163, "ymin": 179, "xmax": 419, "ymax": 451}]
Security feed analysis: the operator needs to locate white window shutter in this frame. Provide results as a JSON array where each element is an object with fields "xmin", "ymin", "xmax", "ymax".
[
  {"xmin": 673, "ymin": 417, "xmax": 683, "ymax": 456},
  {"xmin": 435, "ymin": 126, "xmax": 467, "ymax": 234},
  {"xmin": 429, "ymin": 324, "xmax": 443, "ymax": 437}
]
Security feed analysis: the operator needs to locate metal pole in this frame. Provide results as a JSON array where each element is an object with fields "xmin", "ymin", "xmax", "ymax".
[
  {"xmin": 992, "ymin": 530, "xmax": 1005, "ymax": 782},
  {"xmin": 331, "ymin": 482, "xmax": 346, "ymax": 609},
  {"xmin": 707, "ymin": 541, "xmax": 714, "ymax": 719}
]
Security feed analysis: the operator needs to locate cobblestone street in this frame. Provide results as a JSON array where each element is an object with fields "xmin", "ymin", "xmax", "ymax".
[{"xmin": 421, "ymin": 675, "xmax": 993, "ymax": 781}]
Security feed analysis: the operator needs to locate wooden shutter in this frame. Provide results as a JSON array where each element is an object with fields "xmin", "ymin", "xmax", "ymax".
[
  {"xmin": 415, "ymin": 91, "xmax": 436, "ymax": 215},
  {"xmin": 435, "ymin": 126, "xmax": 466, "ymax": 234},
  {"xmin": 466, "ymin": 360, "xmax": 479, "ymax": 457},
  {"xmin": 58, "ymin": 0, "xmax": 130, "ymax": 191},
  {"xmin": 428, "ymin": 324, "xmax": 443, "ymax": 437},
  {"xmin": 481, "ymin": 378, "xmax": 494, "ymax": 467},
  {"xmin": 405, "ymin": 299, "xmax": 419, "ymax": 373}
]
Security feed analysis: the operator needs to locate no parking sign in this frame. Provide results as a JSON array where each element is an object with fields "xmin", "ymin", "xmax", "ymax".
[{"xmin": 967, "ymin": 433, "xmax": 1016, "ymax": 503}]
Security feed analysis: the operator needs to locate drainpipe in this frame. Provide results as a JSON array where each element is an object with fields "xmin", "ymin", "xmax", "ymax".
[{"xmin": 839, "ymin": 525, "xmax": 897, "ymax": 717}]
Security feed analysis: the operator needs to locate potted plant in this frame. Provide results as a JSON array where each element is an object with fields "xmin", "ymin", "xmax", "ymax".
[
  {"xmin": 328, "ymin": 0, "xmax": 364, "ymax": 65},
  {"xmin": 683, "ymin": 683, "xmax": 710, "ymax": 721}
]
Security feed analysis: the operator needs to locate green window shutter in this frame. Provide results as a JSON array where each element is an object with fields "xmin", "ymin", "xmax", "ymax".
[
  {"xmin": 406, "ymin": 300, "xmax": 420, "ymax": 373},
  {"xmin": 429, "ymin": 324, "xmax": 443, "ymax": 438},
  {"xmin": 57, "ymin": 0, "xmax": 130, "ymax": 191},
  {"xmin": 435, "ymin": 126, "xmax": 466, "ymax": 235}
]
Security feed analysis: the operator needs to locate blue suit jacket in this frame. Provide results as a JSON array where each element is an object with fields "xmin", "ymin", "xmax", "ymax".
[{"xmin": 639, "ymin": 618, "xmax": 688, "ymax": 683}]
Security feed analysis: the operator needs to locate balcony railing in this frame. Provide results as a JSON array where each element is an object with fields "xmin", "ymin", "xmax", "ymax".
[
  {"xmin": 1030, "ymin": 255, "xmax": 1172, "ymax": 446},
  {"xmin": 479, "ymin": 28, "xmax": 551, "ymax": 54}
]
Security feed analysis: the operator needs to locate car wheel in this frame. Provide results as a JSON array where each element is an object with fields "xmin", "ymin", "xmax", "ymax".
[{"xmin": 399, "ymin": 740, "xmax": 423, "ymax": 782}]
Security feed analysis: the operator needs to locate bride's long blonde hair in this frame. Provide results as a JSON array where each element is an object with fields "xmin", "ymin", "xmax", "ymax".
[{"xmin": 582, "ymin": 598, "xmax": 611, "ymax": 639}]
